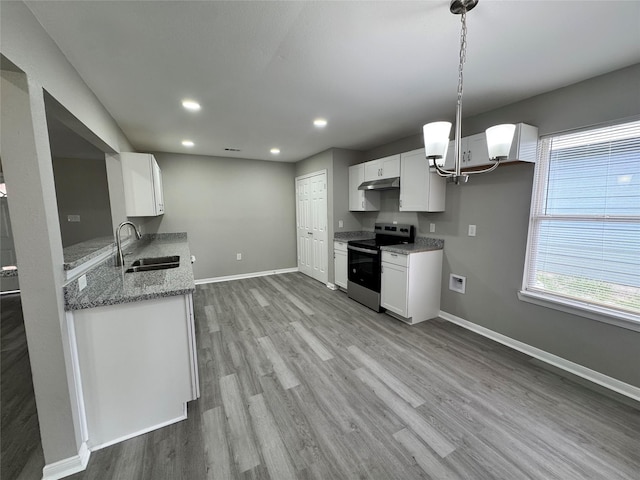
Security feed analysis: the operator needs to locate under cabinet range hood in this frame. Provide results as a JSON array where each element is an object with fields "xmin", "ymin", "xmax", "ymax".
[{"xmin": 358, "ymin": 177, "xmax": 400, "ymax": 191}]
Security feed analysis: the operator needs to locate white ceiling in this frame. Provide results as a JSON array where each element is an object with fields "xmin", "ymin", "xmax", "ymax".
[{"xmin": 25, "ymin": 0, "xmax": 640, "ymax": 163}]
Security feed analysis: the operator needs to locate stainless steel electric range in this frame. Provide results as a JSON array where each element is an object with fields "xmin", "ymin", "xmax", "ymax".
[{"xmin": 347, "ymin": 223, "xmax": 415, "ymax": 312}]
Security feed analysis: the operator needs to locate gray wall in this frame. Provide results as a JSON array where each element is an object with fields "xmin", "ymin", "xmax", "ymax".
[
  {"xmin": 1, "ymin": 1, "xmax": 134, "ymax": 467},
  {"xmin": 363, "ymin": 64, "xmax": 640, "ymax": 388},
  {"xmin": 52, "ymin": 157, "xmax": 113, "ymax": 247},
  {"xmin": 146, "ymin": 153, "xmax": 297, "ymax": 280}
]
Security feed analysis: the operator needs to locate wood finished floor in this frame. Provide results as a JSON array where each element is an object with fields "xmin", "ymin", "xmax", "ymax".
[
  {"xmin": 1, "ymin": 293, "xmax": 46, "ymax": 480},
  {"xmin": 11, "ymin": 273, "xmax": 640, "ymax": 479}
]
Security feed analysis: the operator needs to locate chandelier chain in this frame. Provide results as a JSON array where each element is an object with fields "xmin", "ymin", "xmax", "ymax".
[{"xmin": 457, "ymin": 8, "xmax": 467, "ymax": 106}]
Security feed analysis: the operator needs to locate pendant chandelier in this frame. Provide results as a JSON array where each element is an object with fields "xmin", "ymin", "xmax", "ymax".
[{"xmin": 423, "ymin": 0, "xmax": 516, "ymax": 184}]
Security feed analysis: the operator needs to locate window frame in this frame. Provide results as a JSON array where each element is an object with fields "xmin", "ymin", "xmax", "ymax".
[{"xmin": 520, "ymin": 117, "xmax": 640, "ymax": 332}]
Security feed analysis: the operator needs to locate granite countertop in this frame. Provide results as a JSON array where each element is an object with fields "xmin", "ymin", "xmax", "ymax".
[
  {"xmin": 381, "ymin": 237, "xmax": 444, "ymax": 254},
  {"xmin": 63, "ymin": 235, "xmax": 115, "ymax": 270},
  {"xmin": 334, "ymin": 231, "xmax": 375, "ymax": 242},
  {"xmin": 64, "ymin": 233, "xmax": 195, "ymax": 311}
]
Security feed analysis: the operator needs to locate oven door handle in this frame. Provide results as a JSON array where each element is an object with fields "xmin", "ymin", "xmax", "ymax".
[{"xmin": 347, "ymin": 245, "xmax": 379, "ymax": 255}]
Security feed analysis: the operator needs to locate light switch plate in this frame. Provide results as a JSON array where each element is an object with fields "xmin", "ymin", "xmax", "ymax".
[
  {"xmin": 338, "ymin": 220, "xmax": 344, "ymax": 228},
  {"xmin": 430, "ymin": 223, "xmax": 436, "ymax": 233},
  {"xmin": 236, "ymin": 253, "xmax": 242, "ymax": 261},
  {"xmin": 468, "ymin": 224, "xmax": 477, "ymax": 237}
]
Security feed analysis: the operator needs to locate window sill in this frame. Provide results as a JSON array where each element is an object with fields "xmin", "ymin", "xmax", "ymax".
[{"xmin": 518, "ymin": 290, "xmax": 640, "ymax": 333}]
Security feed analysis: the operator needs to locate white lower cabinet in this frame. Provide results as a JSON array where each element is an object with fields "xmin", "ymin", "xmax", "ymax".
[
  {"xmin": 334, "ymin": 241, "xmax": 348, "ymax": 290},
  {"xmin": 381, "ymin": 249, "xmax": 443, "ymax": 324},
  {"xmin": 72, "ymin": 294, "xmax": 199, "ymax": 449}
]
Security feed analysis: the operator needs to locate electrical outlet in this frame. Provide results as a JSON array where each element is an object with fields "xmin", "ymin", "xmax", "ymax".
[
  {"xmin": 67, "ymin": 214, "xmax": 81, "ymax": 222},
  {"xmin": 236, "ymin": 253, "xmax": 242, "ymax": 261},
  {"xmin": 430, "ymin": 223, "xmax": 436, "ymax": 233},
  {"xmin": 468, "ymin": 224, "xmax": 477, "ymax": 237},
  {"xmin": 78, "ymin": 274, "xmax": 87, "ymax": 292},
  {"xmin": 338, "ymin": 220, "xmax": 344, "ymax": 228}
]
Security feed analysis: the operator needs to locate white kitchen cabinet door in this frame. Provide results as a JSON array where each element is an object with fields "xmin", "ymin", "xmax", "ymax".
[
  {"xmin": 364, "ymin": 159, "xmax": 381, "ymax": 181},
  {"xmin": 381, "ymin": 249, "xmax": 443, "ymax": 325},
  {"xmin": 442, "ymin": 123, "xmax": 538, "ymax": 171},
  {"xmin": 463, "ymin": 132, "xmax": 491, "ymax": 168},
  {"xmin": 121, "ymin": 152, "xmax": 165, "ymax": 216},
  {"xmin": 443, "ymin": 134, "xmax": 489, "ymax": 170},
  {"xmin": 381, "ymin": 155, "xmax": 400, "ymax": 178},
  {"xmin": 349, "ymin": 164, "xmax": 380, "ymax": 211},
  {"xmin": 399, "ymin": 148, "xmax": 446, "ymax": 212},
  {"xmin": 73, "ymin": 294, "xmax": 197, "ymax": 449},
  {"xmin": 364, "ymin": 155, "xmax": 400, "ymax": 181},
  {"xmin": 334, "ymin": 241, "xmax": 348, "ymax": 290},
  {"xmin": 381, "ymin": 261, "xmax": 409, "ymax": 317}
]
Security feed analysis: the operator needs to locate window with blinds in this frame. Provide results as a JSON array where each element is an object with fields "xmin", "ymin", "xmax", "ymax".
[{"xmin": 522, "ymin": 119, "xmax": 640, "ymax": 321}]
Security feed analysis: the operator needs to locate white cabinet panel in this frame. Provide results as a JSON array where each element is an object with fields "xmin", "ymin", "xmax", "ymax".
[
  {"xmin": 443, "ymin": 123, "xmax": 538, "ymax": 171},
  {"xmin": 364, "ymin": 155, "xmax": 400, "ymax": 181},
  {"xmin": 121, "ymin": 152, "xmax": 165, "ymax": 217},
  {"xmin": 349, "ymin": 164, "xmax": 380, "ymax": 211},
  {"xmin": 381, "ymin": 261, "xmax": 409, "ymax": 317},
  {"xmin": 334, "ymin": 241, "xmax": 347, "ymax": 290},
  {"xmin": 399, "ymin": 148, "xmax": 446, "ymax": 212},
  {"xmin": 381, "ymin": 249, "xmax": 443, "ymax": 325},
  {"xmin": 73, "ymin": 294, "xmax": 197, "ymax": 448}
]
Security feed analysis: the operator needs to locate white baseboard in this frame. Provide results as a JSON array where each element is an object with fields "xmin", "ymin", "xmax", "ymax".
[
  {"xmin": 326, "ymin": 282, "xmax": 338, "ymax": 290},
  {"xmin": 439, "ymin": 310, "xmax": 640, "ymax": 403},
  {"xmin": 89, "ymin": 412, "xmax": 187, "ymax": 452},
  {"xmin": 42, "ymin": 442, "xmax": 90, "ymax": 480},
  {"xmin": 195, "ymin": 267, "xmax": 298, "ymax": 285}
]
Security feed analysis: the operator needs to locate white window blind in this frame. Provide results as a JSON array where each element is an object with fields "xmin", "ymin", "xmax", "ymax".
[{"xmin": 523, "ymin": 119, "xmax": 640, "ymax": 319}]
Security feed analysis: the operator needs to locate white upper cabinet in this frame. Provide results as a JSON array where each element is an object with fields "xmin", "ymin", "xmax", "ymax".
[
  {"xmin": 364, "ymin": 154, "xmax": 400, "ymax": 181},
  {"xmin": 444, "ymin": 123, "xmax": 538, "ymax": 170},
  {"xmin": 399, "ymin": 148, "xmax": 446, "ymax": 212},
  {"xmin": 349, "ymin": 164, "xmax": 380, "ymax": 211},
  {"xmin": 121, "ymin": 152, "xmax": 165, "ymax": 217}
]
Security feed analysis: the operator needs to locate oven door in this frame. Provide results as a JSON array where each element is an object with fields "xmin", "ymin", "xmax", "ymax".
[{"xmin": 347, "ymin": 245, "xmax": 381, "ymax": 292}]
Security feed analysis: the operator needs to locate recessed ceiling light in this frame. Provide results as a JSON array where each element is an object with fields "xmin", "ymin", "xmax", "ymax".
[
  {"xmin": 270, "ymin": 148, "xmax": 280, "ymax": 155},
  {"xmin": 313, "ymin": 118, "xmax": 328, "ymax": 128},
  {"xmin": 181, "ymin": 99, "xmax": 201, "ymax": 111},
  {"xmin": 181, "ymin": 140, "xmax": 195, "ymax": 147}
]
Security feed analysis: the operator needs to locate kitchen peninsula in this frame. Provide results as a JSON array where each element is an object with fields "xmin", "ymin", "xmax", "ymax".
[{"xmin": 64, "ymin": 233, "xmax": 199, "ymax": 450}]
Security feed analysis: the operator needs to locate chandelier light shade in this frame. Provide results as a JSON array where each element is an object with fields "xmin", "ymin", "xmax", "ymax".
[
  {"xmin": 486, "ymin": 124, "xmax": 516, "ymax": 160},
  {"xmin": 423, "ymin": 0, "xmax": 515, "ymax": 184},
  {"xmin": 423, "ymin": 121, "xmax": 452, "ymax": 166}
]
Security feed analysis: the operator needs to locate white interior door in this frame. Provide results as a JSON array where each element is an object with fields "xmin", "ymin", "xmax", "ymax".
[
  {"xmin": 296, "ymin": 177, "xmax": 312, "ymax": 277},
  {"xmin": 295, "ymin": 171, "xmax": 328, "ymax": 284}
]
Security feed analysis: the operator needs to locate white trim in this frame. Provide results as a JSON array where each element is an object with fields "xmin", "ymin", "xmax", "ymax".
[
  {"xmin": 326, "ymin": 282, "xmax": 338, "ymax": 290},
  {"xmin": 439, "ymin": 310, "xmax": 640, "ymax": 403},
  {"xmin": 195, "ymin": 267, "xmax": 298, "ymax": 285},
  {"xmin": 42, "ymin": 442, "xmax": 90, "ymax": 480},
  {"xmin": 89, "ymin": 412, "xmax": 187, "ymax": 452},
  {"xmin": 65, "ymin": 312, "xmax": 89, "ymax": 442},
  {"xmin": 518, "ymin": 290, "xmax": 640, "ymax": 333}
]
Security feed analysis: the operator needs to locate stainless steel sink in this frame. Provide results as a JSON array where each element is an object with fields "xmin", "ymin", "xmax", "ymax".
[{"xmin": 125, "ymin": 255, "xmax": 180, "ymax": 273}]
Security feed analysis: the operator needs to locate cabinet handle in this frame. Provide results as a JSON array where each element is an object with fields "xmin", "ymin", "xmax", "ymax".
[
  {"xmin": 391, "ymin": 253, "xmax": 398, "ymax": 257},
  {"xmin": 399, "ymin": 199, "xmax": 402, "ymax": 208},
  {"xmin": 468, "ymin": 151, "xmax": 472, "ymax": 162},
  {"xmin": 381, "ymin": 265, "xmax": 384, "ymax": 273}
]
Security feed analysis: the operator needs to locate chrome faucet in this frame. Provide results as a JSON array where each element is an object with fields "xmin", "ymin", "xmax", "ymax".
[{"xmin": 115, "ymin": 221, "xmax": 142, "ymax": 267}]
